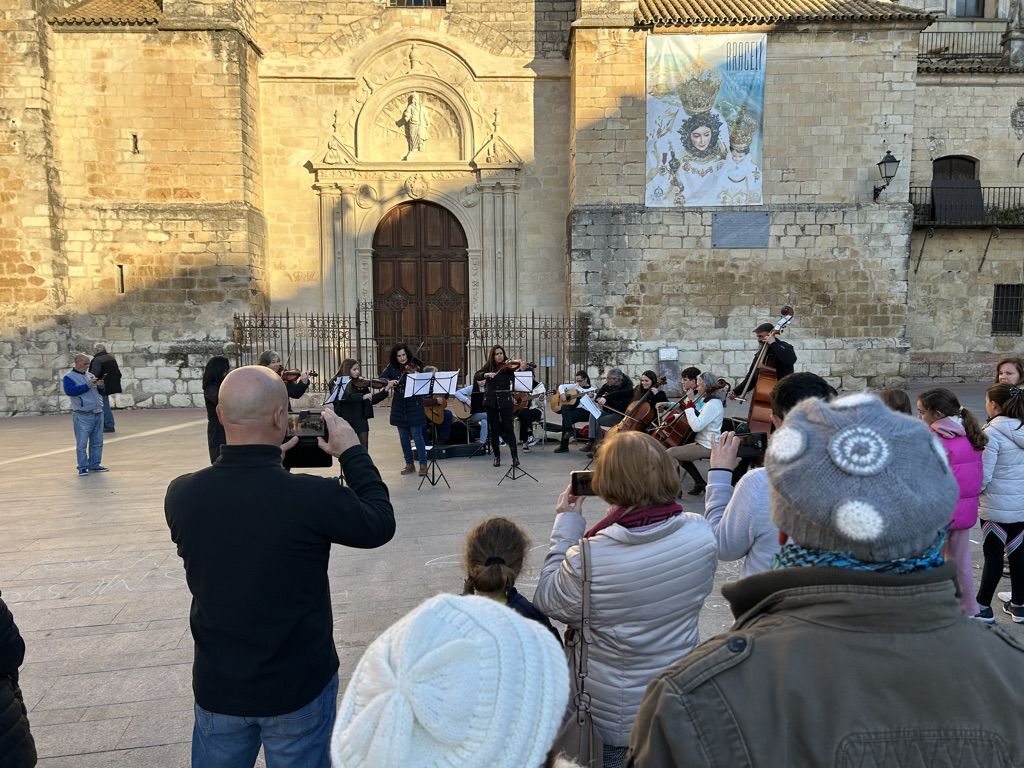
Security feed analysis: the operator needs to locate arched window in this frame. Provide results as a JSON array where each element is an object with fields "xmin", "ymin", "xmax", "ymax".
[{"xmin": 932, "ymin": 155, "xmax": 978, "ymax": 180}]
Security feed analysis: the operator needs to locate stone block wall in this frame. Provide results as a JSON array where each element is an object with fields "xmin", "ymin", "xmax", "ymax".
[
  {"xmin": 567, "ymin": 25, "xmax": 924, "ymax": 389},
  {"xmin": 571, "ymin": 204, "xmax": 913, "ymax": 390},
  {"xmin": 907, "ymin": 228, "xmax": 1024, "ymax": 380},
  {"xmin": 914, "ymin": 75, "xmax": 1024, "ymax": 186}
]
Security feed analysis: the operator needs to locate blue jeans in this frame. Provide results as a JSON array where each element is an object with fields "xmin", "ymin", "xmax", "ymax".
[
  {"xmin": 100, "ymin": 392, "xmax": 115, "ymax": 430},
  {"xmin": 191, "ymin": 673, "xmax": 338, "ymax": 768},
  {"xmin": 397, "ymin": 424, "xmax": 427, "ymax": 466},
  {"xmin": 468, "ymin": 412, "xmax": 488, "ymax": 443},
  {"xmin": 72, "ymin": 411, "xmax": 104, "ymax": 470}
]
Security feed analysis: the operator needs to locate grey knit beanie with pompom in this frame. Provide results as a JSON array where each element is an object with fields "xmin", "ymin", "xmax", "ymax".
[{"xmin": 765, "ymin": 392, "xmax": 958, "ymax": 562}]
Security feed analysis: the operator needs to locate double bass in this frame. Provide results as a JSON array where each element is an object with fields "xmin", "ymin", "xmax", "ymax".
[{"xmin": 740, "ymin": 305, "xmax": 795, "ymax": 434}]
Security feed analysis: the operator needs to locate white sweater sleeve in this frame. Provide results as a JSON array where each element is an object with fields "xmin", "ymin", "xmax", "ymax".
[{"xmin": 685, "ymin": 398, "xmax": 723, "ymax": 433}]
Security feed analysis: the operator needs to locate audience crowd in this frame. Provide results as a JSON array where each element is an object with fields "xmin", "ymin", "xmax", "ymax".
[{"xmin": 7, "ymin": 363, "xmax": 1024, "ymax": 768}]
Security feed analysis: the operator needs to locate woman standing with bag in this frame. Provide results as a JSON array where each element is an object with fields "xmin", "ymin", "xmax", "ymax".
[{"xmin": 534, "ymin": 432, "xmax": 717, "ymax": 767}]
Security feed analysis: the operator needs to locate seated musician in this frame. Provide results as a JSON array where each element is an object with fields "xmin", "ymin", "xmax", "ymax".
[
  {"xmin": 657, "ymin": 367, "xmax": 701, "ymax": 417},
  {"xmin": 666, "ymin": 372, "xmax": 727, "ymax": 495},
  {"xmin": 583, "ymin": 368, "xmax": 633, "ymax": 455},
  {"xmin": 631, "ymin": 370, "xmax": 668, "ymax": 424},
  {"xmin": 554, "ymin": 370, "xmax": 592, "ymax": 453},
  {"xmin": 513, "ymin": 359, "xmax": 544, "ymax": 452},
  {"xmin": 453, "ymin": 380, "xmax": 488, "ymax": 447},
  {"xmin": 421, "ymin": 365, "xmax": 453, "ymax": 445},
  {"xmin": 730, "ymin": 323, "xmax": 797, "ymax": 400}
]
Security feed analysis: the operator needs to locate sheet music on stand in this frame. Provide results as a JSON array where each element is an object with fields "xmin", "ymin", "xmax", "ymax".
[
  {"xmin": 405, "ymin": 371, "xmax": 459, "ymax": 398},
  {"xmin": 324, "ymin": 375, "xmax": 349, "ymax": 405},
  {"xmin": 513, "ymin": 372, "xmax": 533, "ymax": 393},
  {"xmin": 580, "ymin": 393, "xmax": 603, "ymax": 420}
]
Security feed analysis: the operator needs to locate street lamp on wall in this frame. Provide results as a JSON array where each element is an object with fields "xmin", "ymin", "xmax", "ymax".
[{"xmin": 873, "ymin": 151, "xmax": 900, "ymax": 201}]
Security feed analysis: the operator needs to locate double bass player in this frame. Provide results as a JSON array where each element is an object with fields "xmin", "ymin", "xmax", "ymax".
[{"xmin": 729, "ymin": 322, "xmax": 797, "ymax": 401}]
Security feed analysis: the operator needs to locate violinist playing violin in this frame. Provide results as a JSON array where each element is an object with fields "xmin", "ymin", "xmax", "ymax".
[
  {"xmin": 326, "ymin": 359, "xmax": 388, "ymax": 455},
  {"xmin": 553, "ymin": 370, "xmax": 592, "ymax": 453},
  {"xmin": 581, "ymin": 368, "xmax": 633, "ymax": 456},
  {"xmin": 257, "ymin": 350, "xmax": 311, "ymax": 401},
  {"xmin": 381, "ymin": 343, "xmax": 429, "ymax": 477},
  {"xmin": 730, "ymin": 323, "xmax": 797, "ymax": 400},
  {"xmin": 512, "ymin": 359, "xmax": 544, "ymax": 453},
  {"xmin": 474, "ymin": 345, "xmax": 521, "ymax": 469},
  {"xmin": 666, "ymin": 372, "xmax": 727, "ymax": 496}
]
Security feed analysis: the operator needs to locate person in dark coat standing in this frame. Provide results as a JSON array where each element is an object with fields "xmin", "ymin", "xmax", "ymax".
[
  {"xmin": 731, "ymin": 322, "xmax": 797, "ymax": 400},
  {"xmin": 327, "ymin": 359, "xmax": 389, "ymax": 482},
  {"xmin": 380, "ymin": 343, "xmax": 428, "ymax": 477},
  {"xmin": 202, "ymin": 356, "xmax": 231, "ymax": 464},
  {"xmin": 89, "ymin": 342, "xmax": 122, "ymax": 433},
  {"xmin": 0, "ymin": 593, "xmax": 37, "ymax": 768},
  {"xmin": 165, "ymin": 365, "xmax": 395, "ymax": 767},
  {"xmin": 257, "ymin": 350, "xmax": 310, "ymax": 401},
  {"xmin": 474, "ymin": 345, "xmax": 521, "ymax": 469}
]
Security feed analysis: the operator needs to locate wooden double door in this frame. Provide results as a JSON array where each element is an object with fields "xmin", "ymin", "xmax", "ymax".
[{"xmin": 372, "ymin": 201, "xmax": 469, "ymax": 374}]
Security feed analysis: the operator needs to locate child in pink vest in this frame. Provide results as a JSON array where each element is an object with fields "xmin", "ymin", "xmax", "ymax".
[{"xmin": 917, "ymin": 388, "xmax": 987, "ymax": 616}]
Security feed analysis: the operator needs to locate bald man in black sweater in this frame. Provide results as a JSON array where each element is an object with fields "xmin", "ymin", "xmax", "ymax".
[{"xmin": 165, "ymin": 365, "xmax": 394, "ymax": 767}]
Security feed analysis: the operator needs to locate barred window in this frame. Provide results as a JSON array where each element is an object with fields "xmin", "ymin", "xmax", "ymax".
[
  {"xmin": 992, "ymin": 284, "xmax": 1024, "ymax": 336},
  {"xmin": 388, "ymin": 0, "xmax": 445, "ymax": 6}
]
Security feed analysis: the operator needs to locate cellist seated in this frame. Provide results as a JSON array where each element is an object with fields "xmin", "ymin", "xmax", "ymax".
[
  {"xmin": 666, "ymin": 372, "xmax": 727, "ymax": 496},
  {"xmin": 620, "ymin": 370, "xmax": 668, "ymax": 432}
]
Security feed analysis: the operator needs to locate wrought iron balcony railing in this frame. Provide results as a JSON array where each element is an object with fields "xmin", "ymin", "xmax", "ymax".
[
  {"xmin": 911, "ymin": 186, "xmax": 1024, "ymax": 226},
  {"xmin": 918, "ymin": 31, "xmax": 1003, "ymax": 58}
]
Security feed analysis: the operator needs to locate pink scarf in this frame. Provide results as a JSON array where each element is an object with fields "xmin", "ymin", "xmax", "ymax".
[{"xmin": 585, "ymin": 502, "xmax": 683, "ymax": 538}]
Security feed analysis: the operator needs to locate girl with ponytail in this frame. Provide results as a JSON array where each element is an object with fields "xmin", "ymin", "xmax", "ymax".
[
  {"xmin": 976, "ymin": 384, "xmax": 1024, "ymax": 624},
  {"xmin": 462, "ymin": 517, "xmax": 560, "ymax": 643},
  {"xmin": 916, "ymin": 388, "xmax": 987, "ymax": 617}
]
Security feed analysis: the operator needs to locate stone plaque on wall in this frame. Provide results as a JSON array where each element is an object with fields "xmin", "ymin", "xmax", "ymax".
[{"xmin": 711, "ymin": 211, "xmax": 770, "ymax": 248}]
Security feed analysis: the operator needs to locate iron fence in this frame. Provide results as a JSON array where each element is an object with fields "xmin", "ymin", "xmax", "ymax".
[
  {"xmin": 918, "ymin": 31, "xmax": 1003, "ymax": 58},
  {"xmin": 232, "ymin": 306, "xmax": 590, "ymax": 393},
  {"xmin": 910, "ymin": 186, "xmax": 1024, "ymax": 226}
]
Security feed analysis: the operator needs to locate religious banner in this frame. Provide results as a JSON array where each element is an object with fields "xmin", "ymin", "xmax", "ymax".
[{"xmin": 646, "ymin": 34, "xmax": 766, "ymax": 207}]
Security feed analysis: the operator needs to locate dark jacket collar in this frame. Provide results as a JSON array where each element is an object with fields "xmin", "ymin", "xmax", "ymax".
[
  {"xmin": 723, "ymin": 563, "xmax": 962, "ymax": 631},
  {"xmin": 215, "ymin": 444, "xmax": 285, "ymax": 467}
]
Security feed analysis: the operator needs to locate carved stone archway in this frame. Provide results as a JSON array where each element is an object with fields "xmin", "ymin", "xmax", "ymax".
[{"xmin": 308, "ymin": 103, "xmax": 523, "ymax": 318}]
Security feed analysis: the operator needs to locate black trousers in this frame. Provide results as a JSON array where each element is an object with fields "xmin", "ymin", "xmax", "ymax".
[
  {"xmin": 516, "ymin": 407, "xmax": 542, "ymax": 442},
  {"xmin": 559, "ymin": 406, "xmax": 590, "ymax": 435},
  {"xmin": 486, "ymin": 404, "xmax": 518, "ymax": 460},
  {"xmin": 977, "ymin": 520, "xmax": 1024, "ymax": 607}
]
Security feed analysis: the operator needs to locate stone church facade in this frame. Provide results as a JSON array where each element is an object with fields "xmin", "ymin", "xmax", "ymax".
[{"xmin": 1, "ymin": 0, "xmax": 1022, "ymax": 414}]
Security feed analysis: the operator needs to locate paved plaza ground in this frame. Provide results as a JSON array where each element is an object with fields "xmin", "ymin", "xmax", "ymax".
[{"xmin": 2, "ymin": 381, "xmax": 1020, "ymax": 766}]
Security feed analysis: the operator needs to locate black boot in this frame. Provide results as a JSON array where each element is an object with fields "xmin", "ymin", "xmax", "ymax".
[{"xmin": 553, "ymin": 434, "xmax": 570, "ymax": 454}]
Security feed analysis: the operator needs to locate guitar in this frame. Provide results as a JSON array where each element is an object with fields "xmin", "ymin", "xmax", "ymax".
[
  {"xmin": 449, "ymin": 398, "xmax": 473, "ymax": 420},
  {"xmin": 549, "ymin": 385, "xmax": 596, "ymax": 414}
]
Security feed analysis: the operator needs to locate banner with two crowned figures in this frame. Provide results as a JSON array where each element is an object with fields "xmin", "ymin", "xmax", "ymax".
[{"xmin": 646, "ymin": 34, "xmax": 766, "ymax": 208}]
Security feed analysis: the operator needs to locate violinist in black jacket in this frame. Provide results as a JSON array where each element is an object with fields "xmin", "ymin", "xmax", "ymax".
[
  {"xmin": 0, "ymin": 594, "xmax": 36, "ymax": 768},
  {"xmin": 474, "ymin": 345, "xmax": 521, "ymax": 469},
  {"xmin": 582, "ymin": 368, "xmax": 633, "ymax": 455},
  {"xmin": 731, "ymin": 322, "xmax": 797, "ymax": 400}
]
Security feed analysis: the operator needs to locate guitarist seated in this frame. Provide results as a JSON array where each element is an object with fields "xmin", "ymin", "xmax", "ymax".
[
  {"xmin": 553, "ymin": 371, "xmax": 593, "ymax": 453},
  {"xmin": 583, "ymin": 368, "xmax": 633, "ymax": 456},
  {"xmin": 421, "ymin": 366, "xmax": 453, "ymax": 445},
  {"xmin": 453, "ymin": 381, "xmax": 488, "ymax": 446}
]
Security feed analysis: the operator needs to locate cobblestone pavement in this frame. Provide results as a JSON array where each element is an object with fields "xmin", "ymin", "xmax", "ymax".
[{"xmin": 1, "ymin": 380, "xmax": 1017, "ymax": 765}]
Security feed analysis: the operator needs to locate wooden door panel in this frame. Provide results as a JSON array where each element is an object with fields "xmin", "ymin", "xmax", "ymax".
[{"xmin": 372, "ymin": 201, "xmax": 469, "ymax": 373}]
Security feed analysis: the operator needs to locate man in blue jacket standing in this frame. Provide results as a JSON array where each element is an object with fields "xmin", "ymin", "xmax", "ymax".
[
  {"xmin": 165, "ymin": 365, "xmax": 396, "ymax": 768},
  {"xmin": 62, "ymin": 353, "xmax": 107, "ymax": 476}
]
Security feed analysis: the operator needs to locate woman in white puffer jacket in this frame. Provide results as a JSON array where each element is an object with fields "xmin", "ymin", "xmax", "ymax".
[
  {"xmin": 976, "ymin": 383, "xmax": 1024, "ymax": 624},
  {"xmin": 533, "ymin": 432, "xmax": 717, "ymax": 768}
]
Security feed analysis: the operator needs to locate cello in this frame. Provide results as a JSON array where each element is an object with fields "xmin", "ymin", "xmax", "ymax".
[
  {"xmin": 738, "ymin": 306, "xmax": 795, "ymax": 435},
  {"xmin": 652, "ymin": 378, "xmax": 729, "ymax": 449},
  {"xmin": 606, "ymin": 376, "xmax": 667, "ymax": 437}
]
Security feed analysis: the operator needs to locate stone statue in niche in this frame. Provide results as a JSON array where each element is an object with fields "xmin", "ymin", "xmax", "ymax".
[{"xmin": 400, "ymin": 92, "xmax": 431, "ymax": 159}]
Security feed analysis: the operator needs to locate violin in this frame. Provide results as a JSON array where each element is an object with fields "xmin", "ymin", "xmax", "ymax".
[
  {"xmin": 350, "ymin": 376, "xmax": 388, "ymax": 389},
  {"xmin": 497, "ymin": 359, "xmax": 537, "ymax": 374},
  {"xmin": 281, "ymin": 369, "xmax": 318, "ymax": 383}
]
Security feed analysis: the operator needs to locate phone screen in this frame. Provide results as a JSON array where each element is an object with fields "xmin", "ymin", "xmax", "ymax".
[{"xmin": 570, "ymin": 470, "xmax": 596, "ymax": 497}]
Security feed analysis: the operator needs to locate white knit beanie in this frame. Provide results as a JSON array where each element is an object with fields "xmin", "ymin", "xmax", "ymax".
[{"xmin": 330, "ymin": 593, "xmax": 569, "ymax": 768}]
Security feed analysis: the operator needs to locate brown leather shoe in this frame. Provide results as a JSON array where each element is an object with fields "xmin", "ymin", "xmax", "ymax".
[
  {"xmin": 400, "ymin": 464, "xmax": 415, "ymax": 475},
  {"xmin": 418, "ymin": 464, "xmax": 429, "ymax": 476}
]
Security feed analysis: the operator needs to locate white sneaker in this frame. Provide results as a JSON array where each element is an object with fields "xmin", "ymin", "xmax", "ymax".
[{"xmin": 998, "ymin": 591, "xmax": 1012, "ymax": 603}]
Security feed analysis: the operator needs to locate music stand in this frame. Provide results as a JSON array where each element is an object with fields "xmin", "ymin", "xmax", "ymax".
[
  {"xmin": 498, "ymin": 372, "xmax": 539, "ymax": 484},
  {"xmin": 405, "ymin": 371, "xmax": 459, "ymax": 490}
]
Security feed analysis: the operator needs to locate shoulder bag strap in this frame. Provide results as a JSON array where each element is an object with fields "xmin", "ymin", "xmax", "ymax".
[{"xmin": 575, "ymin": 537, "xmax": 594, "ymax": 718}]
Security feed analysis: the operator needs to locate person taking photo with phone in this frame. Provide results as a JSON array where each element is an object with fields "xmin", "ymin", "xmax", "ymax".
[{"xmin": 704, "ymin": 372, "xmax": 836, "ymax": 576}]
